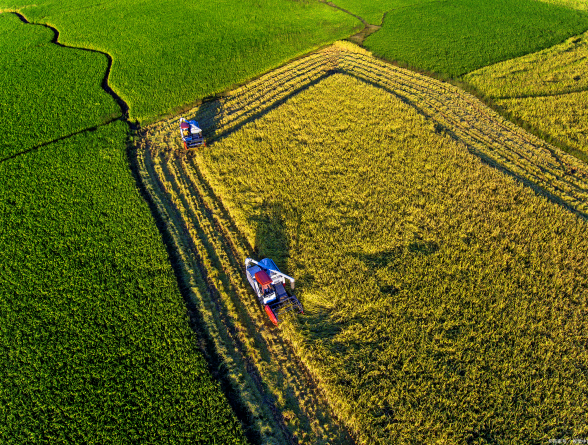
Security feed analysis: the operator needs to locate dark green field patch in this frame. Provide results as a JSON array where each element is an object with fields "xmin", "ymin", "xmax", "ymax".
[
  {"xmin": 363, "ymin": 0, "xmax": 588, "ymax": 77},
  {"xmin": 0, "ymin": 13, "xmax": 120, "ymax": 159},
  {"xmin": 0, "ymin": 121, "xmax": 247, "ymax": 444},
  {"xmin": 4, "ymin": 0, "xmax": 360, "ymax": 123}
]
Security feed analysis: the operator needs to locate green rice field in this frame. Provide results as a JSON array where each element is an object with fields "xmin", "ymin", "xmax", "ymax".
[
  {"xmin": 2, "ymin": 0, "xmax": 588, "ymax": 443},
  {"xmin": 4, "ymin": 0, "xmax": 359, "ymax": 123},
  {"xmin": 363, "ymin": 0, "xmax": 588, "ymax": 76},
  {"xmin": 0, "ymin": 122, "xmax": 247, "ymax": 444}
]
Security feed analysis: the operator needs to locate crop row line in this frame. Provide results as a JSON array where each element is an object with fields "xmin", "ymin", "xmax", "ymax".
[
  {"xmin": 137, "ymin": 144, "xmax": 285, "ymax": 443},
  {"xmin": 342, "ymin": 57, "xmax": 588, "ymax": 206},
  {"xmin": 136, "ymin": 134, "xmax": 356, "ymax": 444},
  {"xmin": 146, "ymin": 43, "xmax": 588, "ymax": 217},
  {"xmin": 174, "ymin": 154, "xmax": 340, "ymax": 443}
]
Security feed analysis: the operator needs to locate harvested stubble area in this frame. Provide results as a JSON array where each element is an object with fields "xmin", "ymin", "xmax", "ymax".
[{"xmin": 138, "ymin": 43, "xmax": 588, "ymax": 443}]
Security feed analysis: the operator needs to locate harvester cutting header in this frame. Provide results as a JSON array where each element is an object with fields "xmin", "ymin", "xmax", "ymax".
[
  {"xmin": 179, "ymin": 117, "xmax": 205, "ymax": 149},
  {"xmin": 245, "ymin": 258, "xmax": 304, "ymax": 325}
]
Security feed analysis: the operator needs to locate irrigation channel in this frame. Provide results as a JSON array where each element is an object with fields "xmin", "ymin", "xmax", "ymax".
[
  {"xmin": 137, "ymin": 43, "xmax": 588, "ymax": 444},
  {"xmin": 5, "ymin": 13, "xmax": 132, "ymax": 164}
]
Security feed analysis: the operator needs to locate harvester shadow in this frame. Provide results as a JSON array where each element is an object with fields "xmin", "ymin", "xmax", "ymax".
[
  {"xmin": 345, "ymin": 72, "xmax": 588, "ymax": 221},
  {"xmin": 251, "ymin": 200, "xmax": 291, "ymax": 270},
  {"xmin": 176, "ymin": 158, "xmax": 355, "ymax": 444},
  {"xmin": 351, "ymin": 242, "xmax": 439, "ymax": 297},
  {"xmin": 191, "ymin": 99, "xmax": 221, "ymax": 141}
]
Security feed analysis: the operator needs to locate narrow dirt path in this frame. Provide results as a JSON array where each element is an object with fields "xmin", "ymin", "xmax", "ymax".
[
  {"xmin": 320, "ymin": 0, "xmax": 447, "ymax": 46},
  {"xmin": 319, "ymin": 1, "xmax": 381, "ymax": 45}
]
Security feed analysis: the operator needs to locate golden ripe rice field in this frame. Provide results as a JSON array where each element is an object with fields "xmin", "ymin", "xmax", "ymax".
[
  {"xmin": 466, "ymin": 31, "xmax": 588, "ymax": 156},
  {"xmin": 137, "ymin": 43, "xmax": 588, "ymax": 444}
]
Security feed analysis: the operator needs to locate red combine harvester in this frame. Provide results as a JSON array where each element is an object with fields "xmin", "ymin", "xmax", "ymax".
[
  {"xmin": 179, "ymin": 117, "xmax": 205, "ymax": 149},
  {"xmin": 245, "ymin": 258, "xmax": 304, "ymax": 325}
]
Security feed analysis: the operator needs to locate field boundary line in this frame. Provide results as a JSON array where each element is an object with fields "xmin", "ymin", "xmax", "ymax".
[
  {"xmin": 2, "ymin": 11, "xmax": 130, "ymax": 163},
  {"xmin": 0, "ymin": 121, "xmax": 118, "ymax": 163},
  {"xmin": 494, "ymin": 86, "xmax": 588, "ymax": 100},
  {"xmin": 10, "ymin": 11, "xmax": 131, "ymax": 124}
]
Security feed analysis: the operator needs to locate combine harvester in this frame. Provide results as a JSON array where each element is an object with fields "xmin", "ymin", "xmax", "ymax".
[
  {"xmin": 245, "ymin": 258, "xmax": 304, "ymax": 325},
  {"xmin": 179, "ymin": 117, "xmax": 205, "ymax": 149}
]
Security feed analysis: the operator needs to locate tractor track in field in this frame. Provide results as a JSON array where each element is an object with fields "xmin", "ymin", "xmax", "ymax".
[
  {"xmin": 335, "ymin": 50, "xmax": 588, "ymax": 217},
  {"xmin": 136, "ymin": 132, "xmax": 358, "ymax": 445},
  {"xmin": 136, "ymin": 42, "xmax": 588, "ymax": 444}
]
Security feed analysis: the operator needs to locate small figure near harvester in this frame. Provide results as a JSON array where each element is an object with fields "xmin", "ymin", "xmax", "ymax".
[
  {"xmin": 245, "ymin": 258, "xmax": 304, "ymax": 325},
  {"xmin": 179, "ymin": 117, "xmax": 205, "ymax": 149}
]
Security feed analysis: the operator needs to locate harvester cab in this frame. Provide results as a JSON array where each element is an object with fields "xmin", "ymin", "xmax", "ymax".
[
  {"xmin": 179, "ymin": 117, "xmax": 205, "ymax": 149},
  {"xmin": 245, "ymin": 258, "xmax": 304, "ymax": 326}
]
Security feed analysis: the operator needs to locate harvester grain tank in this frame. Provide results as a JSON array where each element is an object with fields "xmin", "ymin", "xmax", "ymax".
[
  {"xmin": 179, "ymin": 117, "xmax": 205, "ymax": 149},
  {"xmin": 245, "ymin": 258, "xmax": 304, "ymax": 325}
]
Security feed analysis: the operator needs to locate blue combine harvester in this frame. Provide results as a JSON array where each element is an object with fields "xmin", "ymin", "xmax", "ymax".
[
  {"xmin": 179, "ymin": 117, "xmax": 205, "ymax": 149},
  {"xmin": 245, "ymin": 258, "xmax": 304, "ymax": 325}
]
